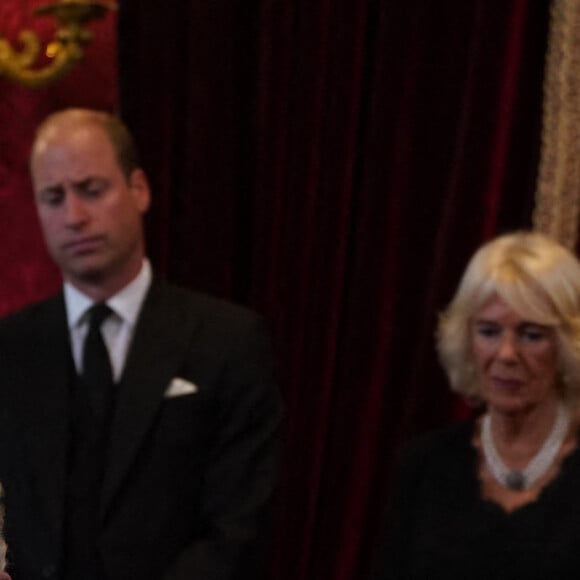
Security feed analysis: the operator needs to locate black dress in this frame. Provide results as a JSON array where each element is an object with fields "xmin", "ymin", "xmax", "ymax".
[{"xmin": 373, "ymin": 421, "xmax": 580, "ymax": 579}]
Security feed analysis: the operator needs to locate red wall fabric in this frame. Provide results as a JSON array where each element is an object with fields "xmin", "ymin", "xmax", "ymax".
[{"xmin": 0, "ymin": 0, "xmax": 118, "ymax": 316}]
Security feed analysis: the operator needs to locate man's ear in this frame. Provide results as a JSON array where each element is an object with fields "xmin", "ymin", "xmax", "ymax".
[
  {"xmin": 0, "ymin": 571, "xmax": 11, "ymax": 579},
  {"xmin": 128, "ymin": 168, "xmax": 151, "ymax": 213}
]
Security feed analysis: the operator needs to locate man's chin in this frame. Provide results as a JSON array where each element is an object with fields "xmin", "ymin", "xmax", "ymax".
[{"xmin": 63, "ymin": 263, "xmax": 108, "ymax": 286}]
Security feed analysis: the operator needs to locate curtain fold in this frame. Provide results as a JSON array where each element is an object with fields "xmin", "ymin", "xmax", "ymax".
[{"xmin": 118, "ymin": 2, "xmax": 551, "ymax": 579}]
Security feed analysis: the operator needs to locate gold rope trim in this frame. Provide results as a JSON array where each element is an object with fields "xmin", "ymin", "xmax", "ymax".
[{"xmin": 533, "ymin": 0, "xmax": 580, "ymax": 249}]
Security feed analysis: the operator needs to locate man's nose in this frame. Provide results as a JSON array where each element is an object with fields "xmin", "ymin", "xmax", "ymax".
[{"xmin": 63, "ymin": 193, "xmax": 89, "ymax": 227}]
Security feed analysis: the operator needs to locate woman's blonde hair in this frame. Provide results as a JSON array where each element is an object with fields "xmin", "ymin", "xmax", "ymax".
[{"xmin": 437, "ymin": 231, "xmax": 580, "ymax": 406}]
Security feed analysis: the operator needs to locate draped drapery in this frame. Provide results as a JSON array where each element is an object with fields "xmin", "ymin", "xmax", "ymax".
[{"xmin": 118, "ymin": 2, "xmax": 551, "ymax": 579}]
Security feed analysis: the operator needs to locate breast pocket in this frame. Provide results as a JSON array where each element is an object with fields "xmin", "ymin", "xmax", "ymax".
[{"xmin": 153, "ymin": 391, "xmax": 218, "ymax": 453}]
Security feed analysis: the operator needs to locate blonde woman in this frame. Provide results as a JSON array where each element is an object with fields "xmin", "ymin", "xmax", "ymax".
[{"xmin": 374, "ymin": 232, "xmax": 580, "ymax": 578}]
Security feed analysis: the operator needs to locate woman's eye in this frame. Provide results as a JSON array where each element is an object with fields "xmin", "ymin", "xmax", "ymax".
[
  {"xmin": 475, "ymin": 324, "xmax": 499, "ymax": 338},
  {"xmin": 521, "ymin": 327, "xmax": 546, "ymax": 342}
]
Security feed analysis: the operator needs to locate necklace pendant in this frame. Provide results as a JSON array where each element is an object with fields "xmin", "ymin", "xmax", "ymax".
[
  {"xmin": 481, "ymin": 404, "xmax": 571, "ymax": 493},
  {"xmin": 505, "ymin": 470, "xmax": 525, "ymax": 491}
]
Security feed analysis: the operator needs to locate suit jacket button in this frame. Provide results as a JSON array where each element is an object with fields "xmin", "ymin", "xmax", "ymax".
[{"xmin": 42, "ymin": 564, "xmax": 56, "ymax": 578}]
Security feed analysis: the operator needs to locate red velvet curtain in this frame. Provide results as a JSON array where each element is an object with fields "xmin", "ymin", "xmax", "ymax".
[
  {"xmin": 0, "ymin": 0, "xmax": 118, "ymax": 316},
  {"xmin": 128, "ymin": 1, "xmax": 550, "ymax": 579}
]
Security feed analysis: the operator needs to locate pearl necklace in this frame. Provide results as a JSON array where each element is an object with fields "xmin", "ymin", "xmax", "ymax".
[{"xmin": 481, "ymin": 404, "xmax": 570, "ymax": 491}]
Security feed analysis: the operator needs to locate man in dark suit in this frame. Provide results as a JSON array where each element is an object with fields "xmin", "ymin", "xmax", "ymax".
[{"xmin": 0, "ymin": 109, "xmax": 282, "ymax": 580}]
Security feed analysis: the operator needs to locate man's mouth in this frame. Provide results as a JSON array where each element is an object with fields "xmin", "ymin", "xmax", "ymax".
[{"xmin": 63, "ymin": 235, "xmax": 105, "ymax": 254}]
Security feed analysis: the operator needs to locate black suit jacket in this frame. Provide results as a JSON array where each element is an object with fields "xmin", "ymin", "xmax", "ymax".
[{"xmin": 0, "ymin": 281, "xmax": 283, "ymax": 580}]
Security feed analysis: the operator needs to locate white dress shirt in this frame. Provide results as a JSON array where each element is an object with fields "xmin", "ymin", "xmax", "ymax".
[{"xmin": 64, "ymin": 260, "xmax": 153, "ymax": 382}]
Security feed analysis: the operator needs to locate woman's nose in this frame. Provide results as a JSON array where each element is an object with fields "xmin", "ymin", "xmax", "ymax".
[{"xmin": 497, "ymin": 333, "xmax": 519, "ymax": 361}]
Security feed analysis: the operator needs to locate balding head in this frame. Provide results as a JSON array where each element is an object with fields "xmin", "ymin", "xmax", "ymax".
[{"xmin": 32, "ymin": 108, "xmax": 142, "ymax": 181}]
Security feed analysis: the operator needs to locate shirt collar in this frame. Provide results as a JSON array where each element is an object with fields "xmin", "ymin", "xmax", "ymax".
[{"xmin": 64, "ymin": 259, "xmax": 153, "ymax": 329}]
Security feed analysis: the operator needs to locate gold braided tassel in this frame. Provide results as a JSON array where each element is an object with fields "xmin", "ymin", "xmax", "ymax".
[{"xmin": 533, "ymin": 0, "xmax": 580, "ymax": 249}]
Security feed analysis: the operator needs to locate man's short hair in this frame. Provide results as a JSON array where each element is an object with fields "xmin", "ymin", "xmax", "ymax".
[{"xmin": 32, "ymin": 108, "xmax": 142, "ymax": 181}]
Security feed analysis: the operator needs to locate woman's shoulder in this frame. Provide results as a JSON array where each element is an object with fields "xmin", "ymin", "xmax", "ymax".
[
  {"xmin": 399, "ymin": 419, "xmax": 476, "ymax": 474},
  {"xmin": 406, "ymin": 419, "xmax": 475, "ymax": 453}
]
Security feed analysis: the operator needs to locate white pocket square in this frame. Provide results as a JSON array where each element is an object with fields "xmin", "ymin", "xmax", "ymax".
[{"xmin": 164, "ymin": 377, "xmax": 199, "ymax": 398}]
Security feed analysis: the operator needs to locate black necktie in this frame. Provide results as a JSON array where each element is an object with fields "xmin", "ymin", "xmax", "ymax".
[
  {"xmin": 65, "ymin": 303, "xmax": 114, "ymax": 579},
  {"xmin": 82, "ymin": 303, "xmax": 114, "ymax": 436}
]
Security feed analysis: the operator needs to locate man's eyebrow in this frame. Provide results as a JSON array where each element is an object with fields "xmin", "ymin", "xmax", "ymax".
[
  {"xmin": 37, "ymin": 184, "xmax": 65, "ymax": 196},
  {"xmin": 74, "ymin": 176, "xmax": 107, "ymax": 187},
  {"xmin": 69, "ymin": 177, "xmax": 110, "ymax": 194}
]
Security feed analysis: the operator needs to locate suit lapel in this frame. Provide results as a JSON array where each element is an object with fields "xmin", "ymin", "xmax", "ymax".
[
  {"xmin": 22, "ymin": 295, "xmax": 72, "ymax": 543},
  {"xmin": 101, "ymin": 282, "xmax": 198, "ymax": 517}
]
